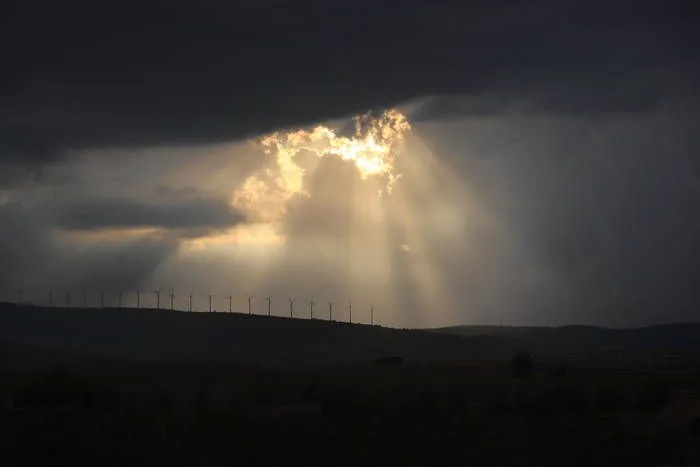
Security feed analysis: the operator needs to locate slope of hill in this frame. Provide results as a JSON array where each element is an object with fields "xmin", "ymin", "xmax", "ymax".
[
  {"xmin": 4, "ymin": 302, "xmax": 700, "ymax": 371},
  {"xmin": 0, "ymin": 303, "xmax": 517, "ymax": 369}
]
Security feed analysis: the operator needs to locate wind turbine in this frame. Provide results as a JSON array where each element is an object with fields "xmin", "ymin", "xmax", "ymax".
[
  {"xmin": 308, "ymin": 298, "xmax": 314, "ymax": 319},
  {"xmin": 187, "ymin": 292, "xmax": 193, "ymax": 312},
  {"xmin": 348, "ymin": 298, "xmax": 353, "ymax": 324},
  {"xmin": 169, "ymin": 289, "xmax": 175, "ymax": 311},
  {"xmin": 100, "ymin": 291, "xmax": 105, "ymax": 308},
  {"xmin": 17, "ymin": 288, "xmax": 23, "ymax": 306},
  {"xmin": 328, "ymin": 301, "xmax": 333, "ymax": 321},
  {"xmin": 247, "ymin": 295, "xmax": 255, "ymax": 315},
  {"xmin": 65, "ymin": 290, "xmax": 71, "ymax": 308},
  {"xmin": 265, "ymin": 296, "xmax": 272, "ymax": 316},
  {"xmin": 136, "ymin": 291, "xmax": 141, "ymax": 308},
  {"xmin": 288, "ymin": 297, "xmax": 295, "ymax": 318},
  {"xmin": 225, "ymin": 294, "xmax": 232, "ymax": 313},
  {"xmin": 154, "ymin": 289, "xmax": 161, "ymax": 309},
  {"xmin": 370, "ymin": 304, "xmax": 375, "ymax": 326},
  {"xmin": 117, "ymin": 291, "xmax": 123, "ymax": 308},
  {"xmin": 208, "ymin": 294, "xmax": 213, "ymax": 313}
]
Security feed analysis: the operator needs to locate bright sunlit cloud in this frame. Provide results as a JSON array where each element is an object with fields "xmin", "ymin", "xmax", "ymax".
[{"xmin": 230, "ymin": 109, "xmax": 412, "ymax": 236}]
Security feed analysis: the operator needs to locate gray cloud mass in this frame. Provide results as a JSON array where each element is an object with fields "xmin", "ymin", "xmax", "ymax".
[{"xmin": 51, "ymin": 197, "xmax": 245, "ymax": 233}]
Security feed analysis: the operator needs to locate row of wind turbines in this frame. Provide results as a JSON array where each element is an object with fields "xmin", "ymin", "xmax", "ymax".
[{"xmin": 15, "ymin": 288, "xmax": 377, "ymax": 325}]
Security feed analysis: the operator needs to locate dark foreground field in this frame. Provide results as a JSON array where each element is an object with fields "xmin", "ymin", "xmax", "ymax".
[
  {"xmin": 2, "ymin": 363, "xmax": 700, "ymax": 467},
  {"xmin": 2, "ymin": 303, "xmax": 700, "ymax": 466}
]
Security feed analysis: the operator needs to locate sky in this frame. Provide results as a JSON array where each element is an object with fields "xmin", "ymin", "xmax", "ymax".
[{"xmin": 1, "ymin": 0, "xmax": 699, "ymax": 328}]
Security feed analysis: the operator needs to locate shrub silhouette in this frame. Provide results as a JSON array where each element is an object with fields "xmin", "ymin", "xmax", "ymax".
[{"xmin": 511, "ymin": 351, "xmax": 535, "ymax": 378}]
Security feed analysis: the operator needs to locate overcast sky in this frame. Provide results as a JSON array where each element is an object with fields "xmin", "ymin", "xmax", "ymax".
[{"xmin": 2, "ymin": 0, "xmax": 699, "ymax": 327}]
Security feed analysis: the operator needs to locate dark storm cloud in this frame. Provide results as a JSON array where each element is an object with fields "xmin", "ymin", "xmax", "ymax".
[
  {"xmin": 3, "ymin": 0, "xmax": 698, "ymax": 163},
  {"xmin": 50, "ymin": 196, "xmax": 245, "ymax": 233},
  {"xmin": 408, "ymin": 82, "xmax": 665, "ymax": 121}
]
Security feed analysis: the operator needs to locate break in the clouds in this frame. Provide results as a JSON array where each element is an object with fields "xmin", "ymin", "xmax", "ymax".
[{"xmin": 1, "ymin": 0, "xmax": 699, "ymax": 327}]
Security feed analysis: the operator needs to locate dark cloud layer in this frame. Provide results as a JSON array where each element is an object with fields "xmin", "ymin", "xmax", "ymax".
[
  {"xmin": 0, "ymin": 185, "xmax": 242, "ymax": 297},
  {"xmin": 3, "ymin": 0, "xmax": 698, "ymax": 164},
  {"xmin": 408, "ymin": 83, "xmax": 666, "ymax": 121},
  {"xmin": 51, "ymin": 197, "xmax": 245, "ymax": 233}
]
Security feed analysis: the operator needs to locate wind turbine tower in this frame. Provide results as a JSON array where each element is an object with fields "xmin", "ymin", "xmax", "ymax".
[
  {"xmin": 247, "ymin": 295, "xmax": 254, "ymax": 315},
  {"xmin": 328, "ymin": 301, "xmax": 333, "ymax": 321},
  {"xmin": 48, "ymin": 290, "xmax": 53, "ymax": 306},
  {"xmin": 170, "ymin": 289, "xmax": 175, "ymax": 311},
  {"xmin": 370, "ymin": 304, "xmax": 375, "ymax": 326},
  {"xmin": 208, "ymin": 294, "xmax": 213, "ymax": 313},
  {"xmin": 265, "ymin": 296, "xmax": 272, "ymax": 316},
  {"xmin": 65, "ymin": 290, "xmax": 71, "ymax": 308},
  {"xmin": 187, "ymin": 292, "xmax": 193, "ymax": 312},
  {"xmin": 100, "ymin": 291, "xmax": 105, "ymax": 308},
  {"xmin": 348, "ymin": 298, "xmax": 353, "ymax": 324},
  {"xmin": 117, "ymin": 291, "xmax": 123, "ymax": 308},
  {"xmin": 154, "ymin": 289, "xmax": 161, "ymax": 309},
  {"xmin": 289, "ymin": 297, "xmax": 295, "ymax": 318},
  {"xmin": 136, "ymin": 291, "xmax": 141, "ymax": 308},
  {"xmin": 225, "ymin": 294, "xmax": 232, "ymax": 313},
  {"xmin": 308, "ymin": 298, "xmax": 314, "ymax": 319},
  {"xmin": 17, "ymin": 288, "xmax": 23, "ymax": 306}
]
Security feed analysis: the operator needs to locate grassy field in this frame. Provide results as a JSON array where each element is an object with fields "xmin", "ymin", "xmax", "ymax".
[{"xmin": 2, "ymin": 359, "xmax": 700, "ymax": 467}]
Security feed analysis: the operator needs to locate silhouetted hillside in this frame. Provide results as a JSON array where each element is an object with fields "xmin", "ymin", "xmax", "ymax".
[
  {"xmin": 4, "ymin": 302, "xmax": 700, "ymax": 371},
  {"xmin": 0, "ymin": 303, "xmax": 517, "ymax": 369}
]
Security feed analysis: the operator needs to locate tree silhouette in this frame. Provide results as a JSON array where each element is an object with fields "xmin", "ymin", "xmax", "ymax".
[{"xmin": 512, "ymin": 351, "xmax": 535, "ymax": 378}]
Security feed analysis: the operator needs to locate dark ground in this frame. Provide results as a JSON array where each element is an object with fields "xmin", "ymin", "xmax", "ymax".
[{"xmin": 2, "ymin": 303, "xmax": 700, "ymax": 466}]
